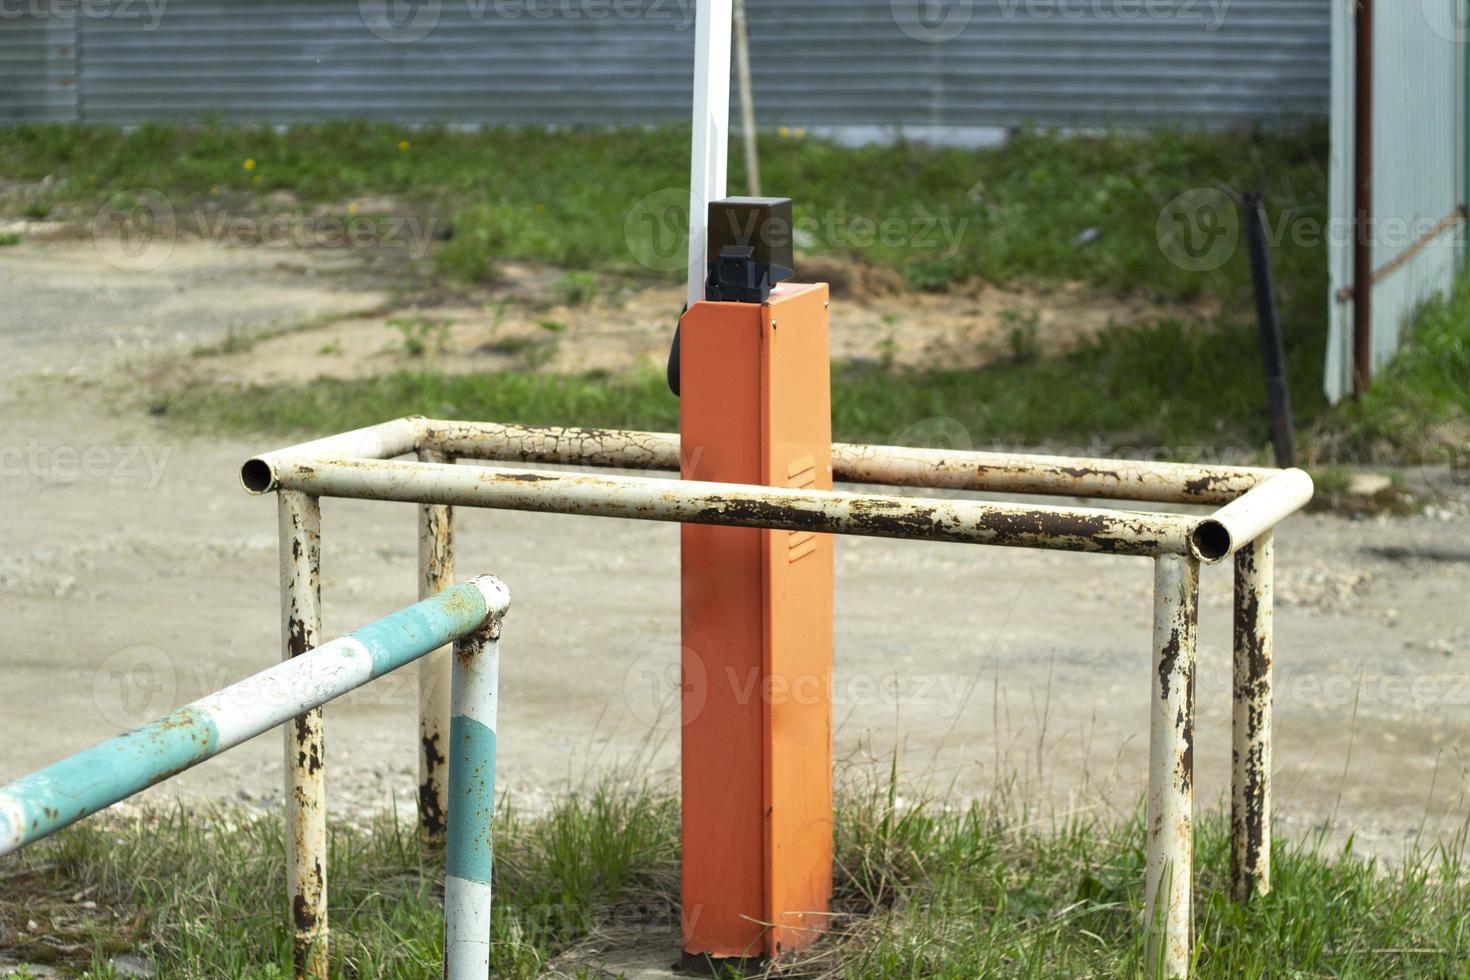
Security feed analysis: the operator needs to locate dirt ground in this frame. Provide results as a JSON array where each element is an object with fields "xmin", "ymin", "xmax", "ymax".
[{"xmin": 0, "ymin": 236, "xmax": 1467, "ymax": 867}]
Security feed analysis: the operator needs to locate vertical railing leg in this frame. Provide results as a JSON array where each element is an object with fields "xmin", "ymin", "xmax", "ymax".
[
  {"xmin": 418, "ymin": 448, "xmax": 456, "ymax": 844},
  {"xmin": 1146, "ymin": 554, "xmax": 1198, "ymax": 979},
  {"xmin": 279, "ymin": 490, "xmax": 327, "ymax": 979},
  {"xmin": 445, "ymin": 579, "xmax": 509, "ymax": 980},
  {"xmin": 1232, "ymin": 532, "xmax": 1273, "ymax": 901}
]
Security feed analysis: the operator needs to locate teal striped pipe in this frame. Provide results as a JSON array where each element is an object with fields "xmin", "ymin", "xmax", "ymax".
[
  {"xmin": 0, "ymin": 576, "xmax": 510, "ymax": 864},
  {"xmin": 444, "ymin": 576, "xmax": 509, "ymax": 977}
]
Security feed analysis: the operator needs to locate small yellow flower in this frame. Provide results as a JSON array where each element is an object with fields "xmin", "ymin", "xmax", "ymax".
[
  {"xmin": 243, "ymin": 158, "xmax": 256, "ymax": 171},
  {"xmin": 793, "ymin": 127, "xmax": 807, "ymax": 140},
  {"xmin": 398, "ymin": 140, "xmax": 410, "ymax": 152},
  {"xmin": 346, "ymin": 201, "xmax": 360, "ymax": 215},
  {"xmin": 778, "ymin": 126, "xmax": 791, "ymax": 138}
]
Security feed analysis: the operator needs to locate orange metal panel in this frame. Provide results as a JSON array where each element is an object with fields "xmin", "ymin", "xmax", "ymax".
[
  {"xmin": 679, "ymin": 298, "xmax": 766, "ymax": 961},
  {"xmin": 679, "ymin": 283, "xmax": 833, "ymax": 965},
  {"xmin": 759, "ymin": 284, "xmax": 834, "ymax": 959}
]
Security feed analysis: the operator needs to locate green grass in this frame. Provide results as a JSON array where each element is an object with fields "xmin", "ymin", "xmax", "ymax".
[
  {"xmin": 154, "ymin": 310, "xmax": 1319, "ymax": 457},
  {"xmin": 0, "ymin": 121, "xmax": 1328, "ymax": 302},
  {"xmin": 17, "ymin": 121, "xmax": 1459, "ymax": 464},
  {"xmin": 2, "ymin": 778, "xmax": 1465, "ymax": 978},
  {"xmin": 1313, "ymin": 271, "xmax": 1470, "ymax": 464},
  {"xmin": 155, "ymin": 262, "xmax": 1468, "ymax": 465}
]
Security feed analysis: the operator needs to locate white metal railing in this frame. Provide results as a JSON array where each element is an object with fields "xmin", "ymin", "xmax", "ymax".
[{"xmin": 243, "ymin": 417, "xmax": 1313, "ymax": 978}]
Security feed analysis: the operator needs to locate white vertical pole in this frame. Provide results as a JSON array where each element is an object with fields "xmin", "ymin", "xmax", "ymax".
[
  {"xmin": 733, "ymin": 0, "xmax": 760, "ymax": 197},
  {"xmin": 417, "ymin": 447, "xmax": 455, "ymax": 844},
  {"xmin": 1146, "ymin": 554, "xmax": 1198, "ymax": 978},
  {"xmin": 279, "ymin": 490, "xmax": 327, "ymax": 980},
  {"xmin": 687, "ymin": 0, "xmax": 733, "ymax": 308}
]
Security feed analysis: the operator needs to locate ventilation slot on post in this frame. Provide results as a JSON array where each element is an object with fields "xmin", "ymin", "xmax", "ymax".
[{"xmin": 787, "ymin": 456, "xmax": 817, "ymax": 563}]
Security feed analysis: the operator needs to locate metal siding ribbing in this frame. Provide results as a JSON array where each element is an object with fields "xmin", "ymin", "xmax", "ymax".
[
  {"xmin": 0, "ymin": 12, "xmax": 77, "ymax": 123},
  {"xmin": 76, "ymin": 2, "xmax": 694, "ymax": 124},
  {"xmin": 2, "ymin": 0, "xmax": 1331, "ymax": 128},
  {"xmin": 1367, "ymin": 2, "xmax": 1464, "ymax": 368},
  {"xmin": 753, "ymin": 0, "xmax": 1331, "ymax": 128}
]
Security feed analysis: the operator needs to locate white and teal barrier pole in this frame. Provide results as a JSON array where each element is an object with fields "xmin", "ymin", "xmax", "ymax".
[
  {"xmin": 0, "ymin": 575, "xmax": 509, "ymax": 979},
  {"xmin": 443, "ymin": 577, "xmax": 507, "ymax": 977}
]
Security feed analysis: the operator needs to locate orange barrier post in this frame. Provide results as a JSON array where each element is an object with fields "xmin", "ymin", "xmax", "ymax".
[{"xmin": 679, "ymin": 260, "xmax": 834, "ymax": 970}]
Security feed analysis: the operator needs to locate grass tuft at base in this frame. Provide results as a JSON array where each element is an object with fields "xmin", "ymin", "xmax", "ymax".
[{"xmin": 2, "ymin": 777, "xmax": 1465, "ymax": 978}]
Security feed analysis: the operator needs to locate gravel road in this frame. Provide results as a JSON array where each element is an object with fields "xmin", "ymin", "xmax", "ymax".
[{"xmin": 1, "ymin": 238, "xmax": 1466, "ymax": 859}]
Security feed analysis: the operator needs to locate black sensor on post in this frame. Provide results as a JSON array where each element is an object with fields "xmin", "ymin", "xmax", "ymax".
[
  {"xmin": 705, "ymin": 197, "xmax": 795, "ymax": 304},
  {"xmin": 669, "ymin": 196, "xmax": 798, "ymax": 395}
]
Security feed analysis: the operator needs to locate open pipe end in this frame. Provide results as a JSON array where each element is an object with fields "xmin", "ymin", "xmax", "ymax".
[
  {"xmin": 240, "ymin": 458, "xmax": 277, "ymax": 495},
  {"xmin": 1190, "ymin": 519, "xmax": 1233, "ymax": 564}
]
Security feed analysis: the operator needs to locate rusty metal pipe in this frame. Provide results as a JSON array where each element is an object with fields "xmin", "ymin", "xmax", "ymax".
[
  {"xmin": 834, "ymin": 443, "xmax": 1271, "ymax": 505},
  {"xmin": 242, "ymin": 417, "xmax": 425, "ymax": 493},
  {"xmin": 417, "ymin": 448, "xmax": 455, "ymax": 845},
  {"xmin": 1232, "ymin": 533, "xmax": 1273, "ymax": 902},
  {"xmin": 278, "ymin": 490, "xmax": 327, "ymax": 980},
  {"xmin": 248, "ymin": 456, "xmax": 1205, "ymax": 559},
  {"xmin": 1146, "ymin": 554, "xmax": 1198, "ymax": 978},
  {"xmin": 417, "ymin": 420, "xmax": 1276, "ymax": 505},
  {"xmin": 1188, "ymin": 469, "xmax": 1313, "ymax": 563}
]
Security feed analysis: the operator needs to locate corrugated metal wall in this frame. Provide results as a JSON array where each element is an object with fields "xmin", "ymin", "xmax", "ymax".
[
  {"xmin": 2, "ymin": 0, "xmax": 1330, "ymax": 129},
  {"xmin": 0, "ymin": 9, "xmax": 77, "ymax": 123},
  {"xmin": 1325, "ymin": 0, "xmax": 1466, "ymax": 402}
]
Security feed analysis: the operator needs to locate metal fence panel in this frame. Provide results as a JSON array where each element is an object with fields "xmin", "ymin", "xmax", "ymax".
[
  {"xmin": 4, "ymin": 1, "xmax": 1330, "ymax": 130},
  {"xmin": 1325, "ymin": 0, "xmax": 1466, "ymax": 402},
  {"xmin": 0, "ymin": 10, "xmax": 77, "ymax": 123}
]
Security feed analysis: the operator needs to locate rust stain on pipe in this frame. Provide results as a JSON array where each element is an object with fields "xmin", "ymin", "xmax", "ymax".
[
  {"xmin": 1147, "ymin": 555, "xmax": 1198, "ymax": 978},
  {"xmin": 1232, "ymin": 534, "xmax": 1273, "ymax": 902},
  {"xmin": 278, "ymin": 491, "xmax": 327, "ymax": 979},
  {"xmin": 411, "ymin": 420, "xmax": 1276, "ymax": 504},
  {"xmin": 262, "ymin": 457, "xmax": 1204, "ymax": 559},
  {"xmin": 417, "ymin": 447, "xmax": 455, "ymax": 845}
]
